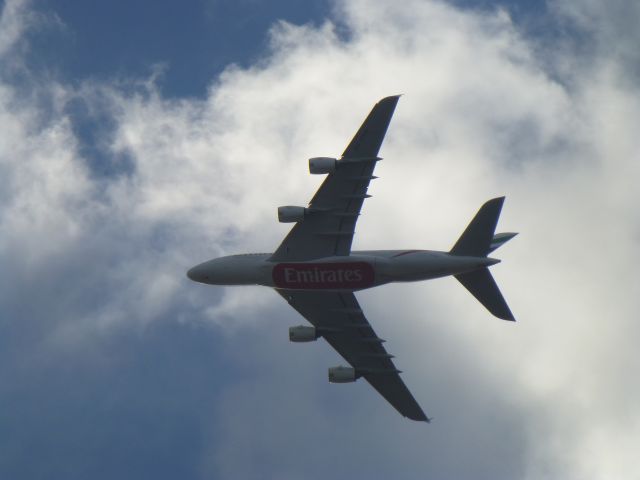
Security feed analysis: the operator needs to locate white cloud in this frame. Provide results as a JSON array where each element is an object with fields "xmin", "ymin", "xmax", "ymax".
[
  {"xmin": 0, "ymin": 0, "xmax": 30, "ymax": 58},
  {"xmin": 1, "ymin": 0, "xmax": 639, "ymax": 478}
]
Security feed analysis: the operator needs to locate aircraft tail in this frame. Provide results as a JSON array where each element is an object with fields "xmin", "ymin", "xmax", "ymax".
[
  {"xmin": 450, "ymin": 197, "xmax": 505, "ymax": 257},
  {"xmin": 488, "ymin": 232, "xmax": 518, "ymax": 254},
  {"xmin": 450, "ymin": 197, "xmax": 516, "ymax": 321},
  {"xmin": 455, "ymin": 268, "xmax": 515, "ymax": 321}
]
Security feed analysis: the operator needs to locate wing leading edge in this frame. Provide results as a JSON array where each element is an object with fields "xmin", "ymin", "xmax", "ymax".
[
  {"xmin": 270, "ymin": 96, "xmax": 400, "ymax": 262},
  {"xmin": 277, "ymin": 289, "xmax": 429, "ymax": 422}
]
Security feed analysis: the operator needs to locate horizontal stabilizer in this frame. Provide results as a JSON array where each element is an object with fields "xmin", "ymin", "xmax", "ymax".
[
  {"xmin": 488, "ymin": 232, "xmax": 518, "ymax": 254},
  {"xmin": 455, "ymin": 268, "xmax": 515, "ymax": 321},
  {"xmin": 451, "ymin": 197, "xmax": 504, "ymax": 257}
]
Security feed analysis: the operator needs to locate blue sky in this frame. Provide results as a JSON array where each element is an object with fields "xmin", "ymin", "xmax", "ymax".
[
  {"xmin": 1, "ymin": 0, "xmax": 640, "ymax": 479},
  {"xmin": 24, "ymin": 0, "xmax": 547, "ymax": 97},
  {"xmin": 29, "ymin": 0, "xmax": 332, "ymax": 97}
]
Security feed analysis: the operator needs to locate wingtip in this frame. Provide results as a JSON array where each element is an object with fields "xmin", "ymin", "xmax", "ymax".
[
  {"xmin": 380, "ymin": 94, "xmax": 402, "ymax": 103},
  {"xmin": 497, "ymin": 309, "xmax": 516, "ymax": 321},
  {"xmin": 498, "ymin": 305, "xmax": 516, "ymax": 321},
  {"xmin": 485, "ymin": 196, "xmax": 505, "ymax": 208},
  {"xmin": 420, "ymin": 415, "xmax": 432, "ymax": 423},
  {"xmin": 408, "ymin": 411, "xmax": 431, "ymax": 422}
]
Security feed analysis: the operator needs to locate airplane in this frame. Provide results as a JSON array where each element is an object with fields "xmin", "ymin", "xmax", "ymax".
[{"xmin": 187, "ymin": 95, "xmax": 517, "ymax": 422}]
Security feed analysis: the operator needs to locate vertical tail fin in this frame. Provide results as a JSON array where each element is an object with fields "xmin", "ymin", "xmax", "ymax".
[{"xmin": 450, "ymin": 197, "xmax": 504, "ymax": 257}]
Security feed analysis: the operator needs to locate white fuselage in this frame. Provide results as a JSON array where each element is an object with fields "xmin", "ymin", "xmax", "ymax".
[{"xmin": 187, "ymin": 250, "xmax": 499, "ymax": 291}]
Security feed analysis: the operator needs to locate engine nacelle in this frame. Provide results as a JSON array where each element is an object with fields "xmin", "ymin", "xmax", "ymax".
[
  {"xmin": 278, "ymin": 206, "xmax": 307, "ymax": 223},
  {"xmin": 309, "ymin": 157, "xmax": 337, "ymax": 174},
  {"xmin": 289, "ymin": 325, "xmax": 318, "ymax": 342},
  {"xmin": 328, "ymin": 366, "xmax": 357, "ymax": 383}
]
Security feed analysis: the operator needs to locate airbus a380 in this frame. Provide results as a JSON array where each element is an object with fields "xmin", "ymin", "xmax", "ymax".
[{"xmin": 187, "ymin": 96, "xmax": 517, "ymax": 422}]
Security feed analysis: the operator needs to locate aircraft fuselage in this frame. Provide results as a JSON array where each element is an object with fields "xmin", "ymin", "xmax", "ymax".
[{"xmin": 187, "ymin": 250, "xmax": 499, "ymax": 292}]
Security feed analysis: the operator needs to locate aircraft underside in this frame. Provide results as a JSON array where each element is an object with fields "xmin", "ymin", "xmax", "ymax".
[{"xmin": 187, "ymin": 95, "xmax": 517, "ymax": 421}]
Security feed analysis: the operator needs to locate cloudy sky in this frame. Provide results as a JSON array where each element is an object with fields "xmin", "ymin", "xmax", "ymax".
[{"xmin": 1, "ymin": 0, "xmax": 639, "ymax": 478}]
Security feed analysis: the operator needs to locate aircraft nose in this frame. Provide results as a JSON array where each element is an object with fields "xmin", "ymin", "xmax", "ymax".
[{"xmin": 187, "ymin": 263, "xmax": 209, "ymax": 283}]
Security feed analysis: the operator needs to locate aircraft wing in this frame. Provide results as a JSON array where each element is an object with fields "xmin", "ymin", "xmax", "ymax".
[
  {"xmin": 270, "ymin": 95, "xmax": 400, "ymax": 262},
  {"xmin": 276, "ymin": 289, "xmax": 429, "ymax": 422}
]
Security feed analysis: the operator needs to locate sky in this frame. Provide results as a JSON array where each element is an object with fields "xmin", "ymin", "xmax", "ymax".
[{"xmin": 1, "ymin": 0, "xmax": 639, "ymax": 479}]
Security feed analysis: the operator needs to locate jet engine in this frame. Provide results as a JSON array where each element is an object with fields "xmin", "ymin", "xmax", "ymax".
[
  {"xmin": 328, "ymin": 366, "xmax": 357, "ymax": 383},
  {"xmin": 309, "ymin": 157, "xmax": 337, "ymax": 174},
  {"xmin": 289, "ymin": 325, "xmax": 318, "ymax": 342},
  {"xmin": 278, "ymin": 206, "xmax": 307, "ymax": 223}
]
